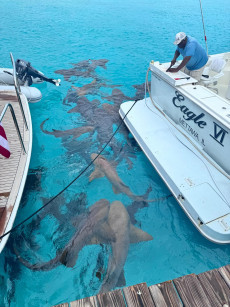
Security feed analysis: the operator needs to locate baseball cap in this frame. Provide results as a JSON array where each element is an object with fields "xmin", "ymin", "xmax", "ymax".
[{"xmin": 174, "ymin": 32, "xmax": 186, "ymax": 45}]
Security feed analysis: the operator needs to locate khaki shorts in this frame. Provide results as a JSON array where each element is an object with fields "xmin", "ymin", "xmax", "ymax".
[{"xmin": 181, "ymin": 65, "xmax": 206, "ymax": 81}]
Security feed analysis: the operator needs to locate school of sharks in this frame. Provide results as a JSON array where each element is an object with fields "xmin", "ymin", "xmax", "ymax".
[{"xmin": 7, "ymin": 59, "xmax": 171, "ymax": 297}]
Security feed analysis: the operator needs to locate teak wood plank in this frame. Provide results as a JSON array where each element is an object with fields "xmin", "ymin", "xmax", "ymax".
[
  {"xmin": 149, "ymin": 285, "xmax": 167, "ymax": 307},
  {"xmin": 70, "ymin": 296, "xmax": 97, "ymax": 307},
  {"xmin": 0, "ymin": 93, "xmax": 18, "ymax": 102},
  {"xmin": 173, "ymin": 274, "xmax": 211, "ymax": 307},
  {"xmin": 97, "ymin": 289, "xmax": 125, "ymax": 307},
  {"xmin": 197, "ymin": 268, "xmax": 230, "ymax": 306},
  {"xmin": 123, "ymin": 282, "xmax": 155, "ymax": 307},
  {"xmin": 0, "ymin": 207, "xmax": 5, "ymax": 220},
  {"xmin": 219, "ymin": 265, "xmax": 230, "ymax": 288},
  {"xmin": 149, "ymin": 281, "xmax": 182, "ymax": 307}
]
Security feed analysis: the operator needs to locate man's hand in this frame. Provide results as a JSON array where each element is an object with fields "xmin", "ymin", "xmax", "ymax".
[
  {"xmin": 167, "ymin": 67, "xmax": 179, "ymax": 73},
  {"xmin": 168, "ymin": 56, "xmax": 191, "ymax": 73},
  {"xmin": 166, "ymin": 59, "xmax": 177, "ymax": 72}
]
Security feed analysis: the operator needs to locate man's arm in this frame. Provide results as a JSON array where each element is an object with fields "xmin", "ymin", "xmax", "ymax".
[
  {"xmin": 167, "ymin": 56, "xmax": 191, "ymax": 73},
  {"xmin": 171, "ymin": 50, "xmax": 180, "ymax": 65},
  {"xmin": 166, "ymin": 50, "xmax": 180, "ymax": 72}
]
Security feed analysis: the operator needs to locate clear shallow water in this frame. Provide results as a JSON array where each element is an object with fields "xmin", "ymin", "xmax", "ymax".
[{"xmin": 0, "ymin": 0, "xmax": 229, "ymax": 306}]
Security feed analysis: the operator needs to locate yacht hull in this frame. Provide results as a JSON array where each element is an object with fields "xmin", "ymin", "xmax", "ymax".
[{"xmin": 150, "ymin": 62, "xmax": 230, "ymax": 175}]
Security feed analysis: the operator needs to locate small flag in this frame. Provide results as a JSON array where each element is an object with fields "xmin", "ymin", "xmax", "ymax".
[{"xmin": 0, "ymin": 123, "xmax": 11, "ymax": 158}]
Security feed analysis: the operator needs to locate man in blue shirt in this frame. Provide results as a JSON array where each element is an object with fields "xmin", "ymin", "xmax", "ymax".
[{"xmin": 167, "ymin": 32, "xmax": 208, "ymax": 80}]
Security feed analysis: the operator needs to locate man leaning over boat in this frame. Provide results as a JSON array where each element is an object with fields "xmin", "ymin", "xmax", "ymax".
[{"xmin": 167, "ymin": 32, "xmax": 208, "ymax": 81}]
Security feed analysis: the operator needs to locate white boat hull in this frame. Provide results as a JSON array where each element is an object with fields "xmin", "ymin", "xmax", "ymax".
[
  {"xmin": 119, "ymin": 98, "xmax": 230, "ymax": 243},
  {"xmin": 150, "ymin": 62, "xmax": 230, "ymax": 175},
  {"xmin": 0, "ymin": 91, "xmax": 32, "ymax": 253}
]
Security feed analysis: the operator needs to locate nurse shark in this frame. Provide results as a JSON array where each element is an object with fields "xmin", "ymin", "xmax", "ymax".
[
  {"xmin": 15, "ymin": 200, "xmax": 153, "ymax": 293},
  {"xmin": 89, "ymin": 153, "xmax": 157, "ymax": 203},
  {"xmin": 49, "ymin": 60, "xmax": 148, "ymax": 169},
  {"xmin": 99, "ymin": 201, "xmax": 153, "ymax": 293},
  {"xmin": 15, "ymin": 199, "xmax": 111, "ymax": 270}
]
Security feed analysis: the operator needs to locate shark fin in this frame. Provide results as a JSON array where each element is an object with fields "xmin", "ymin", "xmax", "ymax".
[
  {"xmin": 112, "ymin": 185, "xmax": 120, "ymax": 194},
  {"xmin": 129, "ymin": 224, "xmax": 153, "ymax": 243},
  {"xmin": 116, "ymin": 269, "xmax": 126, "ymax": 288},
  {"xmin": 89, "ymin": 168, "xmax": 104, "ymax": 182}
]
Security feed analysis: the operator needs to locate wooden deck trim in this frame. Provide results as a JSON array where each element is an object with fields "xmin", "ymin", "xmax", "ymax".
[
  {"xmin": 149, "ymin": 280, "xmax": 183, "ymax": 307},
  {"xmin": 97, "ymin": 289, "xmax": 126, "ymax": 307},
  {"xmin": 173, "ymin": 273, "xmax": 211, "ymax": 306},
  {"xmin": 53, "ymin": 264, "xmax": 230, "ymax": 307},
  {"xmin": 197, "ymin": 268, "xmax": 230, "ymax": 306},
  {"xmin": 70, "ymin": 296, "xmax": 97, "ymax": 307},
  {"xmin": 219, "ymin": 265, "xmax": 230, "ymax": 288},
  {"xmin": 123, "ymin": 282, "xmax": 155, "ymax": 307}
]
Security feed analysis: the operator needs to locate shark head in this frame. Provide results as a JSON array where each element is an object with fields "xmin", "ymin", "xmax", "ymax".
[
  {"xmin": 91, "ymin": 153, "xmax": 98, "ymax": 161},
  {"xmin": 88, "ymin": 199, "xmax": 109, "ymax": 214},
  {"xmin": 91, "ymin": 153, "xmax": 106, "ymax": 166}
]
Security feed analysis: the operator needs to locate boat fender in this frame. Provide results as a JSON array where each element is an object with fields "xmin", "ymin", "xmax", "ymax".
[
  {"xmin": 0, "ymin": 85, "xmax": 42, "ymax": 103},
  {"xmin": 21, "ymin": 87, "xmax": 42, "ymax": 103}
]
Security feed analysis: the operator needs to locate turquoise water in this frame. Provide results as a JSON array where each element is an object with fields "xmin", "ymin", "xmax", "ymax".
[{"xmin": 0, "ymin": 0, "xmax": 229, "ymax": 306}]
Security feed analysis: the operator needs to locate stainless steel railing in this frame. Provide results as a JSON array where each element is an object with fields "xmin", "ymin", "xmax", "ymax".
[
  {"xmin": 10, "ymin": 52, "xmax": 28, "ymax": 130},
  {"xmin": 0, "ymin": 103, "xmax": 26, "ymax": 154}
]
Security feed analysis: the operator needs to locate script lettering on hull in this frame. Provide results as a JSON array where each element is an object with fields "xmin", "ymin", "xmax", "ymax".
[{"xmin": 172, "ymin": 91, "xmax": 207, "ymax": 128}]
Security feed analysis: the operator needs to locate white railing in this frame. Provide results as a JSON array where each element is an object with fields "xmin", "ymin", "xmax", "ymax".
[
  {"xmin": 10, "ymin": 52, "xmax": 28, "ymax": 130},
  {"xmin": 0, "ymin": 103, "xmax": 26, "ymax": 154}
]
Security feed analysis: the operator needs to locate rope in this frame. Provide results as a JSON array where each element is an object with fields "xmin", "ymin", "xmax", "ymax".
[
  {"xmin": 199, "ymin": 0, "xmax": 208, "ymax": 55},
  {"xmin": 146, "ymin": 67, "xmax": 230, "ymax": 182},
  {"xmin": 0, "ymin": 98, "xmax": 140, "ymax": 240}
]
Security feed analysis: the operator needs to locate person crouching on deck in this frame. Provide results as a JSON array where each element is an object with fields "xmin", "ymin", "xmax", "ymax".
[{"xmin": 167, "ymin": 32, "xmax": 208, "ymax": 81}]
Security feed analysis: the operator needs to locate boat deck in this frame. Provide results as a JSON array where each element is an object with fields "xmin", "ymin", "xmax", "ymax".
[
  {"xmin": 0, "ymin": 90, "xmax": 32, "ymax": 252},
  {"xmin": 53, "ymin": 264, "xmax": 230, "ymax": 307}
]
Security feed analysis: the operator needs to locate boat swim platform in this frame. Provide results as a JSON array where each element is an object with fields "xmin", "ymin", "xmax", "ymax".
[
  {"xmin": 0, "ymin": 90, "xmax": 32, "ymax": 252},
  {"xmin": 53, "ymin": 264, "xmax": 230, "ymax": 307},
  {"xmin": 119, "ymin": 98, "xmax": 230, "ymax": 244}
]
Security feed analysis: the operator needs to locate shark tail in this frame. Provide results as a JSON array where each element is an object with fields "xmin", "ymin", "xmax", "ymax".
[
  {"xmin": 40, "ymin": 118, "xmax": 55, "ymax": 136},
  {"xmin": 145, "ymin": 194, "xmax": 173, "ymax": 203},
  {"xmin": 134, "ymin": 186, "xmax": 172, "ymax": 203},
  {"xmin": 137, "ymin": 186, "xmax": 173, "ymax": 203},
  {"xmin": 132, "ymin": 185, "xmax": 153, "ymax": 202},
  {"xmin": 14, "ymin": 245, "xmax": 60, "ymax": 271}
]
